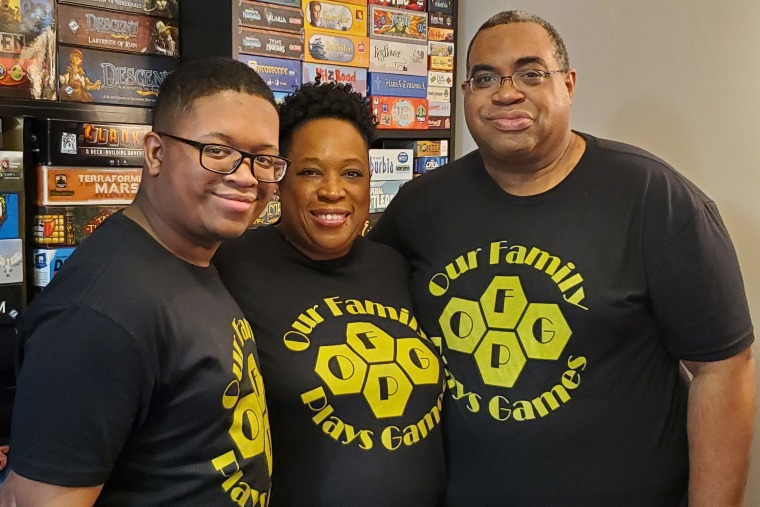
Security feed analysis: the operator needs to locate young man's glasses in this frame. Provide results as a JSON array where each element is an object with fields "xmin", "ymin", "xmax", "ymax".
[
  {"xmin": 465, "ymin": 69, "xmax": 567, "ymax": 94},
  {"xmin": 156, "ymin": 132, "xmax": 289, "ymax": 182}
]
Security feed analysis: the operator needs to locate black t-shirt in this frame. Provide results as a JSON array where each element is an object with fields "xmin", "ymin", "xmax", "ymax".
[
  {"xmin": 369, "ymin": 132, "xmax": 754, "ymax": 507},
  {"xmin": 215, "ymin": 226, "xmax": 446, "ymax": 507},
  {"xmin": 11, "ymin": 212, "xmax": 272, "ymax": 506}
]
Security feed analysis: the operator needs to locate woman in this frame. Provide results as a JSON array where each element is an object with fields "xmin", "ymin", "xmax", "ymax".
[{"xmin": 215, "ymin": 82, "xmax": 445, "ymax": 506}]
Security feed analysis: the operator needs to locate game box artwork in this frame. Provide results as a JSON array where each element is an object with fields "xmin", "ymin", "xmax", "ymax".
[
  {"xmin": 303, "ymin": 29, "xmax": 368, "ymax": 68},
  {"xmin": 58, "ymin": 0, "xmax": 179, "ymax": 19},
  {"xmin": 58, "ymin": 45, "xmax": 176, "ymax": 105},
  {"xmin": 302, "ymin": 0, "xmax": 367, "ymax": 37},
  {"xmin": 237, "ymin": 53, "xmax": 301, "ymax": 93},
  {"xmin": 369, "ymin": 38, "xmax": 427, "ymax": 76},
  {"xmin": 33, "ymin": 119, "xmax": 150, "ymax": 167},
  {"xmin": 235, "ymin": 26, "xmax": 304, "ymax": 60},
  {"xmin": 367, "ymin": 0, "xmax": 426, "ymax": 12},
  {"xmin": 371, "ymin": 96, "xmax": 428, "ymax": 130},
  {"xmin": 369, "ymin": 5, "xmax": 427, "ymax": 45},
  {"xmin": 428, "ymin": 11, "xmax": 454, "ymax": 29},
  {"xmin": 33, "ymin": 205, "xmax": 122, "ymax": 245},
  {"xmin": 0, "ymin": 150, "xmax": 23, "ymax": 192},
  {"xmin": 36, "ymin": 165, "xmax": 141, "ymax": 205},
  {"xmin": 236, "ymin": 1, "xmax": 303, "ymax": 34},
  {"xmin": 0, "ymin": 0, "xmax": 55, "ymax": 99},
  {"xmin": 58, "ymin": 3, "xmax": 179, "ymax": 57},
  {"xmin": 33, "ymin": 246, "xmax": 76, "ymax": 286},
  {"xmin": 302, "ymin": 61, "xmax": 367, "ymax": 95}
]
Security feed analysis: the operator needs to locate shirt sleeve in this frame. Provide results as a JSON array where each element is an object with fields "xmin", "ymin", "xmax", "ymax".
[
  {"xmin": 10, "ymin": 304, "xmax": 154, "ymax": 487},
  {"xmin": 645, "ymin": 189, "xmax": 754, "ymax": 361}
]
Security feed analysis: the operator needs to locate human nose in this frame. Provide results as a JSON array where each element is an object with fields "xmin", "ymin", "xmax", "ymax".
[
  {"xmin": 317, "ymin": 173, "xmax": 346, "ymax": 201},
  {"xmin": 224, "ymin": 156, "xmax": 259, "ymax": 187},
  {"xmin": 491, "ymin": 75, "xmax": 524, "ymax": 103}
]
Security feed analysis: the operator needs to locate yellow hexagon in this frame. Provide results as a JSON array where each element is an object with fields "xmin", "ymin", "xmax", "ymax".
[
  {"xmin": 315, "ymin": 344, "xmax": 368, "ymax": 395},
  {"xmin": 395, "ymin": 337, "xmax": 440, "ymax": 385},
  {"xmin": 516, "ymin": 303, "xmax": 572, "ymax": 360},
  {"xmin": 362, "ymin": 363, "xmax": 414, "ymax": 419},
  {"xmin": 474, "ymin": 330, "xmax": 527, "ymax": 388},
  {"xmin": 346, "ymin": 321, "xmax": 395, "ymax": 364},
  {"xmin": 439, "ymin": 297, "xmax": 487, "ymax": 354},
  {"xmin": 480, "ymin": 276, "xmax": 528, "ymax": 330}
]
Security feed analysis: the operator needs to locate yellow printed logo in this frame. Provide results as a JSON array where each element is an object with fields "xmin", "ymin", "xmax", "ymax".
[
  {"xmin": 441, "ymin": 276, "xmax": 571, "ymax": 388},
  {"xmin": 212, "ymin": 318, "xmax": 271, "ymax": 506},
  {"xmin": 316, "ymin": 321, "xmax": 440, "ymax": 418},
  {"xmin": 429, "ymin": 241, "xmax": 589, "ymax": 423},
  {"xmin": 285, "ymin": 297, "xmax": 445, "ymax": 451}
]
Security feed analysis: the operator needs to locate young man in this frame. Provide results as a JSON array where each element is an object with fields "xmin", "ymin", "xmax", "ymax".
[
  {"xmin": 370, "ymin": 10, "xmax": 755, "ymax": 506},
  {"xmin": 1, "ymin": 58, "xmax": 288, "ymax": 506}
]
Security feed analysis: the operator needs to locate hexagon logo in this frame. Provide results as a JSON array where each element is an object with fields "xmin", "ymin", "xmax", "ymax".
[
  {"xmin": 473, "ymin": 330, "xmax": 527, "ymax": 388},
  {"xmin": 396, "ymin": 337, "xmax": 440, "ymax": 385},
  {"xmin": 516, "ymin": 303, "xmax": 572, "ymax": 360},
  {"xmin": 363, "ymin": 362, "xmax": 414, "ymax": 418},
  {"xmin": 346, "ymin": 322, "xmax": 395, "ymax": 364},
  {"xmin": 439, "ymin": 297, "xmax": 487, "ymax": 354},
  {"xmin": 315, "ymin": 344, "xmax": 368, "ymax": 395},
  {"xmin": 480, "ymin": 276, "xmax": 528, "ymax": 330}
]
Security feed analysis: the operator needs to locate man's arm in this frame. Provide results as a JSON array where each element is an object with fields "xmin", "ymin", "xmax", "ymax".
[
  {"xmin": 683, "ymin": 346, "xmax": 756, "ymax": 507},
  {"xmin": 0, "ymin": 471, "xmax": 102, "ymax": 507}
]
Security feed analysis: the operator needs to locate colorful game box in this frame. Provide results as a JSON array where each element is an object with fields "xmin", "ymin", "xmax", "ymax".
[
  {"xmin": 58, "ymin": 0, "xmax": 179, "ymax": 19},
  {"xmin": 0, "ymin": 238, "xmax": 23, "ymax": 284},
  {"xmin": 237, "ymin": 54, "xmax": 301, "ymax": 93},
  {"xmin": 427, "ymin": 115, "xmax": 450, "ymax": 129},
  {"xmin": 369, "ymin": 149, "xmax": 413, "ymax": 181},
  {"xmin": 33, "ymin": 205, "xmax": 123, "ymax": 245},
  {"xmin": 426, "ymin": 85, "xmax": 449, "ymax": 102},
  {"xmin": 428, "ymin": 100, "xmax": 450, "ymax": 116},
  {"xmin": 33, "ymin": 246, "xmax": 77, "ymax": 287},
  {"xmin": 236, "ymin": 1, "xmax": 304, "ymax": 34},
  {"xmin": 429, "ymin": 11, "xmax": 454, "ymax": 29},
  {"xmin": 428, "ymin": 40, "xmax": 453, "ymax": 58},
  {"xmin": 57, "ymin": 3, "xmax": 179, "ymax": 57},
  {"xmin": 302, "ymin": 61, "xmax": 367, "ymax": 95},
  {"xmin": 368, "ymin": 0, "xmax": 425, "ymax": 11},
  {"xmin": 0, "ymin": 151, "xmax": 23, "ymax": 192},
  {"xmin": 427, "ymin": 26, "xmax": 453, "ymax": 42},
  {"xmin": 369, "ymin": 39, "xmax": 427, "ymax": 76},
  {"xmin": 369, "ymin": 5, "xmax": 427, "ymax": 45},
  {"xmin": 303, "ymin": 29, "xmax": 368, "ymax": 68},
  {"xmin": 428, "ymin": 70, "xmax": 453, "ymax": 87},
  {"xmin": 414, "ymin": 155, "xmax": 447, "ymax": 175},
  {"xmin": 368, "ymin": 72, "xmax": 426, "ymax": 99},
  {"xmin": 382, "ymin": 138, "xmax": 448, "ymax": 157},
  {"xmin": 302, "ymin": 0, "xmax": 367, "ymax": 37},
  {"xmin": 0, "ymin": 193, "xmax": 19, "ymax": 239},
  {"xmin": 34, "ymin": 119, "xmax": 149, "ymax": 167},
  {"xmin": 0, "ymin": 0, "xmax": 56, "ymax": 100},
  {"xmin": 36, "ymin": 166, "xmax": 141, "ymax": 206},
  {"xmin": 428, "ymin": 0, "xmax": 453, "ymax": 14},
  {"xmin": 235, "ymin": 26, "xmax": 304, "ymax": 60},
  {"xmin": 369, "ymin": 180, "xmax": 406, "ymax": 213},
  {"xmin": 58, "ymin": 45, "xmax": 176, "ymax": 106},
  {"xmin": 370, "ymin": 96, "xmax": 428, "ymax": 130},
  {"xmin": 429, "ymin": 55, "xmax": 453, "ymax": 71}
]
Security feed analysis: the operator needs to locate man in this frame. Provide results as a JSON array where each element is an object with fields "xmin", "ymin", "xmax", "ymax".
[
  {"xmin": 308, "ymin": 1, "xmax": 322, "ymax": 27},
  {"xmin": 0, "ymin": 58, "xmax": 287, "ymax": 506},
  {"xmin": 369, "ymin": 10, "xmax": 755, "ymax": 507}
]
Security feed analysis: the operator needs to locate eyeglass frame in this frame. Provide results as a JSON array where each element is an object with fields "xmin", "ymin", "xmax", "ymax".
[
  {"xmin": 155, "ymin": 132, "xmax": 290, "ymax": 182},
  {"xmin": 463, "ymin": 68, "xmax": 568, "ymax": 94}
]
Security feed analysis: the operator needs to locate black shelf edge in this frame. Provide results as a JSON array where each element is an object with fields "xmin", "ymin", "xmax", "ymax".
[
  {"xmin": 0, "ymin": 98, "xmax": 152, "ymax": 124},
  {"xmin": 375, "ymin": 129, "xmax": 452, "ymax": 140}
]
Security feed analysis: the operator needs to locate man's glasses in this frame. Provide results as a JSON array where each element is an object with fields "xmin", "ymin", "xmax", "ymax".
[
  {"xmin": 464, "ymin": 69, "xmax": 567, "ymax": 94},
  {"xmin": 156, "ymin": 132, "xmax": 289, "ymax": 182}
]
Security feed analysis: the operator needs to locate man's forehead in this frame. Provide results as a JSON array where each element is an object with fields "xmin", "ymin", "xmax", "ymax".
[{"xmin": 470, "ymin": 23, "xmax": 556, "ymax": 69}]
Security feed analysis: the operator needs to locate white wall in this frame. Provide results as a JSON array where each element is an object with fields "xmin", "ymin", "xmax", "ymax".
[{"xmin": 454, "ymin": 1, "xmax": 760, "ymax": 503}]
